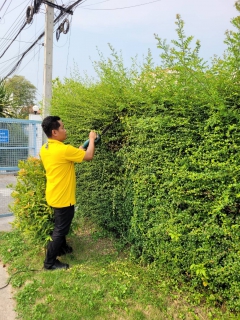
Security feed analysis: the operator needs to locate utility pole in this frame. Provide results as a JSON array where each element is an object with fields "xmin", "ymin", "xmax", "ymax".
[{"xmin": 43, "ymin": 0, "xmax": 54, "ymax": 118}]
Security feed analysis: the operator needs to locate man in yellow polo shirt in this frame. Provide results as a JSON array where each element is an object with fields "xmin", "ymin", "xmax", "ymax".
[{"xmin": 40, "ymin": 116, "xmax": 97, "ymax": 270}]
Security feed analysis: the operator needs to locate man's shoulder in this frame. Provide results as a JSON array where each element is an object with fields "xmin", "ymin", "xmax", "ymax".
[
  {"xmin": 65, "ymin": 144, "xmax": 83, "ymax": 154},
  {"xmin": 65, "ymin": 144, "xmax": 86, "ymax": 161},
  {"xmin": 40, "ymin": 143, "xmax": 47, "ymax": 154}
]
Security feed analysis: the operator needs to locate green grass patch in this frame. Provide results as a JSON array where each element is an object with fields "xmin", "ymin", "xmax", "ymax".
[{"xmin": 0, "ymin": 221, "xmax": 239, "ymax": 320}]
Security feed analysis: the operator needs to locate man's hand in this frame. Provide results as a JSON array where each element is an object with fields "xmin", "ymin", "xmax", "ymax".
[
  {"xmin": 89, "ymin": 131, "xmax": 97, "ymax": 141},
  {"xmin": 79, "ymin": 131, "xmax": 97, "ymax": 150},
  {"xmin": 82, "ymin": 130, "xmax": 97, "ymax": 161}
]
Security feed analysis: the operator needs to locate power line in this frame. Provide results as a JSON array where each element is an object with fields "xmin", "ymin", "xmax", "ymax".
[
  {"xmin": 80, "ymin": 0, "xmax": 162, "ymax": 10},
  {"xmin": 65, "ymin": 15, "xmax": 72, "ymax": 77},
  {"xmin": 0, "ymin": 37, "xmax": 34, "ymax": 44},
  {"xmin": 0, "ymin": 21, "xmax": 27, "ymax": 58},
  {"xmin": 36, "ymin": 40, "xmax": 41, "ymax": 94},
  {"xmin": 2, "ymin": 30, "xmax": 45, "ymax": 79},
  {"xmin": 0, "ymin": 0, "xmax": 13, "ymax": 20},
  {"xmin": 18, "ymin": 44, "xmax": 43, "ymax": 74},
  {"xmin": 1, "ymin": 0, "xmax": 29, "ymax": 17},
  {"xmin": 2, "ymin": 0, "xmax": 85, "ymax": 80},
  {"xmin": 0, "ymin": 42, "xmax": 41, "ymax": 68},
  {"xmin": 0, "ymin": 0, "xmax": 8, "ymax": 13},
  {"xmin": 0, "ymin": 0, "xmax": 44, "ymax": 57},
  {"xmin": 1, "ymin": 0, "xmax": 163, "ymax": 81},
  {"xmin": 0, "ymin": 9, "xmax": 27, "ymax": 54},
  {"xmin": 81, "ymin": 0, "xmax": 111, "ymax": 7}
]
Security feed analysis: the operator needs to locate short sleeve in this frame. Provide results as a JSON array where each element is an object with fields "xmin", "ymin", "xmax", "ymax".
[{"xmin": 65, "ymin": 145, "xmax": 86, "ymax": 163}]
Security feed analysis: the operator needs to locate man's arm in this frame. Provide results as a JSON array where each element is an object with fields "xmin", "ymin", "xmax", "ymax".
[{"xmin": 80, "ymin": 131, "xmax": 97, "ymax": 161}]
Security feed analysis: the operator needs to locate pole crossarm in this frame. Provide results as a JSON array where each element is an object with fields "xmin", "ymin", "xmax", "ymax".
[{"xmin": 41, "ymin": 0, "xmax": 73, "ymax": 14}]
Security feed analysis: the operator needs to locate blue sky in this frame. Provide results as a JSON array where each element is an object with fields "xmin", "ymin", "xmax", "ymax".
[{"xmin": 0, "ymin": 0, "xmax": 237, "ymax": 102}]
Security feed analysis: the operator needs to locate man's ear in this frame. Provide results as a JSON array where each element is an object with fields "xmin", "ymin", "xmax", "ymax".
[{"xmin": 52, "ymin": 129, "xmax": 58, "ymax": 137}]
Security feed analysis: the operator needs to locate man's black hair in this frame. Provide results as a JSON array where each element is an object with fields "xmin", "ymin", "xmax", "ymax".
[{"xmin": 42, "ymin": 116, "xmax": 61, "ymax": 138}]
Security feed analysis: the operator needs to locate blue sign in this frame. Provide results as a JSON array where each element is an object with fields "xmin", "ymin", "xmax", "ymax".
[{"xmin": 0, "ymin": 129, "xmax": 9, "ymax": 143}]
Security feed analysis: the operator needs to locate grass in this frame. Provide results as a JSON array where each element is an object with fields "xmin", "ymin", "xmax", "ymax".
[{"xmin": 0, "ymin": 219, "xmax": 239, "ymax": 320}]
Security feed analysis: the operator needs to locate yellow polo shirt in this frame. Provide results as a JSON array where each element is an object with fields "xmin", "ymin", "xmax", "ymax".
[{"xmin": 40, "ymin": 139, "xmax": 86, "ymax": 208}]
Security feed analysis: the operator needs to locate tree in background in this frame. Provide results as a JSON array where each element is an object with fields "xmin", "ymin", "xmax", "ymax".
[
  {"xmin": 5, "ymin": 75, "xmax": 37, "ymax": 118},
  {"xmin": 0, "ymin": 79, "xmax": 13, "ymax": 117}
]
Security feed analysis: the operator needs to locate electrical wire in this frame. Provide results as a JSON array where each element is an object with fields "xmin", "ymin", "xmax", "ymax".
[
  {"xmin": 65, "ymin": 15, "xmax": 72, "ymax": 77},
  {"xmin": 18, "ymin": 33, "xmax": 21, "ymax": 58},
  {"xmin": 0, "ymin": 0, "xmax": 13, "ymax": 20},
  {"xmin": 0, "ymin": 53, "xmax": 25, "ymax": 65},
  {"xmin": 0, "ymin": 0, "xmax": 43, "ymax": 58},
  {"xmin": 2, "ymin": 1, "xmax": 84, "ymax": 79},
  {"xmin": 1, "ymin": 0, "xmax": 29, "ymax": 17},
  {"xmin": 0, "ymin": 269, "xmax": 42, "ymax": 290},
  {"xmin": 36, "ymin": 41, "xmax": 41, "ymax": 94},
  {"xmin": 0, "ymin": 10, "xmax": 27, "ymax": 53},
  {"xmin": 80, "ymin": 0, "xmax": 163, "ymax": 11},
  {"xmin": 80, "ymin": 0, "xmax": 111, "ymax": 8},
  {"xmin": 0, "ymin": 37, "xmax": 34, "ymax": 44},
  {"xmin": 0, "ymin": 21, "xmax": 27, "ymax": 58},
  {"xmin": 0, "ymin": 0, "xmax": 8, "ymax": 13},
  {"xmin": 18, "ymin": 43, "xmax": 42, "ymax": 74},
  {"xmin": 2, "ymin": 31, "xmax": 45, "ymax": 79},
  {"xmin": 0, "ymin": 10, "xmax": 25, "ymax": 44},
  {"xmin": 1, "ymin": 0, "xmax": 163, "ymax": 80},
  {"xmin": 0, "ymin": 21, "xmax": 45, "ymax": 76},
  {"xmin": 0, "ymin": 3, "xmax": 45, "ymax": 76},
  {"xmin": 0, "ymin": 41, "xmax": 43, "ymax": 79}
]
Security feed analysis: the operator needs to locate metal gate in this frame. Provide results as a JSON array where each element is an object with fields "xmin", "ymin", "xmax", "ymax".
[
  {"xmin": 0, "ymin": 117, "xmax": 42, "ymax": 216},
  {"xmin": 0, "ymin": 118, "xmax": 42, "ymax": 171}
]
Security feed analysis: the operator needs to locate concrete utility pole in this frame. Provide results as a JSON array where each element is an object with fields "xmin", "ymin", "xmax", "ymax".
[{"xmin": 43, "ymin": 0, "xmax": 54, "ymax": 118}]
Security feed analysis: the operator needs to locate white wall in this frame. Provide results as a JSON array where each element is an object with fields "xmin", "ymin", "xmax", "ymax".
[{"xmin": 28, "ymin": 114, "xmax": 42, "ymax": 158}]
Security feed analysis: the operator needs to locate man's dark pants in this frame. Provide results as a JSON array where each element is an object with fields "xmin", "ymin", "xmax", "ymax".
[{"xmin": 44, "ymin": 205, "xmax": 74, "ymax": 269}]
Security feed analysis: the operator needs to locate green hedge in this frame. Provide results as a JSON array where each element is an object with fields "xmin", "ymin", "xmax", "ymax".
[{"xmin": 49, "ymin": 11, "xmax": 240, "ymax": 310}]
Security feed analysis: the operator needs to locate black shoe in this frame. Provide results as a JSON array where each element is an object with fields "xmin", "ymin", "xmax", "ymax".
[
  {"xmin": 44, "ymin": 259, "xmax": 69, "ymax": 270},
  {"xmin": 58, "ymin": 244, "xmax": 73, "ymax": 256}
]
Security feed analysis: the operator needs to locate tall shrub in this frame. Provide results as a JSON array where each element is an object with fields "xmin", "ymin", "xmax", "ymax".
[
  {"xmin": 51, "ymin": 50, "xmax": 151, "ymax": 239},
  {"xmin": 125, "ymin": 12, "xmax": 240, "ymax": 310},
  {"xmin": 49, "ymin": 7, "xmax": 240, "ymax": 310},
  {"xmin": 10, "ymin": 157, "xmax": 53, "ymax": 246}
]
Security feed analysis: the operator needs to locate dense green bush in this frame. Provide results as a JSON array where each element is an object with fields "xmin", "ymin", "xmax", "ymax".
[
  {"xmin": 10, "ymin": 157, "xmax": 53, "ymax": 246},
  {"xmin": 50, "ymin": 8, "xmax": 240, "ymax": 310}
]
